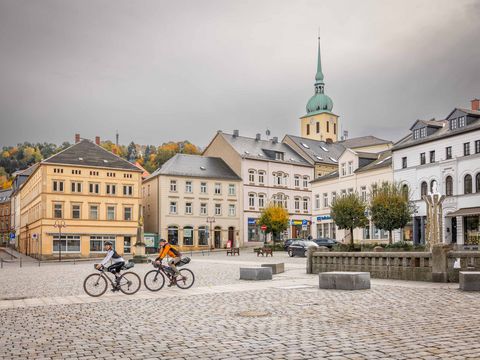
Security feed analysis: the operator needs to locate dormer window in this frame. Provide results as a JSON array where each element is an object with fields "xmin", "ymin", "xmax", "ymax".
[
  {"xmin": 275, "ymin": 152, "xmax": 284, "ymax": 161},
  {"xmin": 413, "ymin": 129, "xmax": 420, "ymax": 140},
  {"xmin": 450, "ymin": 118, "xmax": 458, "ymax": 130},
  {"xmin": 459, "ymin": 116, "xmax": 466, "ymax": 128},
  {"xmin": 420, "ymin": 127, "xmax": 427, "ymax": 138}
]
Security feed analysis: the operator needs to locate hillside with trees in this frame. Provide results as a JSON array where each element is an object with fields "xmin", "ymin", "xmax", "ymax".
[{"xmin": 0, "ymin": 139, "xmax": 201, "ymax": 189}]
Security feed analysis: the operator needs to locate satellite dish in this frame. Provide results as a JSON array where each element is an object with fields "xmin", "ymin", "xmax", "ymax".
[{"xmin": 266, "ymin": 129, "xmax": 271, "ymax": 136}]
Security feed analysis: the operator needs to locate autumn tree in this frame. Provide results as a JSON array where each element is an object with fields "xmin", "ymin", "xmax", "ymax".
[
  {"xmin": 370, "ymin": 182, "xmax": 413, "ymax": 244},
  {"xmin": 330, "ymin": 193, "xmax": 368, "ymax": 247},
  {"xmin": 257, "ymin": 204, "xmax": 289, "ymax": 249}
]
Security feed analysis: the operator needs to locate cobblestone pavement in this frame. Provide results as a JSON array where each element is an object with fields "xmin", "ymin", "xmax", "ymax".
[{"xmin": 2, "ymin": 251, "xmax": 480, "ymax": 359}]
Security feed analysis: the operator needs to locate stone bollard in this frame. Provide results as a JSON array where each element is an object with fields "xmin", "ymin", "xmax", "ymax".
[{"xmin": 431, "ymin": 244, "xmax": 451, "ymax": 282}]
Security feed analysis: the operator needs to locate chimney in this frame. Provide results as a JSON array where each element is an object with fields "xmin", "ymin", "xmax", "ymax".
[
  {"xmin": 95, "ymin": 136, "xmax": 100, "ymax": 145},
  {"xmin": 255, "ymin": 133, "xmax": 261, "ymax": 141},
  {"xmin": 75, "ymin": 133, "xmax": 80, "ymax": 143},
  {"xmin": 233, "ymin": 129, "xmax": 239, "ymax": 138},
  {"xmin": 272, "ymin": 136, "xmax": 278, "ymax": 144},
  {"xmin": 471, "ymin": 98, "xmax": 480, "ymax": 111}
]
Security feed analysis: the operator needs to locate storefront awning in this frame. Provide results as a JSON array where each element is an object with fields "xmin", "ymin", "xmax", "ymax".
[{"xmin": 446, "ymin": 207, "xmax": 480, "ymax": 217}]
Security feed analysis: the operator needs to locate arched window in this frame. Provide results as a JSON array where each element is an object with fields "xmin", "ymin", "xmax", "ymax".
[
  {"xmin": 303, "ymin": 197, "xmax": 309, "ymax": 212},
  {"xmin": 430, "ymin": 180, "xmax": 436, "ymax": 193},
  {"xmin": 168, "ymin": 225, "xmax": 178, "ymax": 245},
  {"xmin": 445, "ymin": 176, "xmax": 453, "ymax": 196},
  {"xmin": 248, "ymin": 169, "xmax": 256, "ymax": 183},
  {"xmin": 294, "ymin": 197, "xmax": 301, "ymax": 211},
  {"xmin": 402, "ymin": 184, "xmax": 409, "ymax": 200},
  {"xmin": 183, "ymin": 226, "xmax": 193, "ymax": 246},
  {"xmin": 258, "ymin": 194, "xmax": 266, "ymax": 209},
  {"xmin": 464, "ymin": 174, "xmax": 473, "ymax": 194},
  {"xmin": 420, "ymin": 182, "xmax": 428, "ymax": 197},
  {"xmin": 248, "ymin": 193, "xmax": 256, "ymax": 208},
  {"xmin": 476, "ymin": 173, "xmax": 480, "ymax": 193}
]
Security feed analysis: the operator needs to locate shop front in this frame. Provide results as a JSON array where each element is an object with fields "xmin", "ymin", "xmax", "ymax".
[
  {"xmin": 447, "ymin": 207, "xmax": 480, "ymax": 246},
  {"xmin": 291, "ymin": 219, "xmax": 311, "ymax": 239},
  {"xmin": 247, "ymin": 217, "xmax": 266, "ymax": 243}
]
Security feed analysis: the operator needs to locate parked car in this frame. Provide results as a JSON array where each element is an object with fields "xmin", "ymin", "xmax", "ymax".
[
  {"xmin": 313, "ymin": 237, "xmax": 338, "ymax": 248},
  {"xmin": 283, "ymin": 239, "xmax": 298, "ymax": 251},
  {"xmin": 288, "ymin": 240, "xmax": 319, "ymax": 257}
]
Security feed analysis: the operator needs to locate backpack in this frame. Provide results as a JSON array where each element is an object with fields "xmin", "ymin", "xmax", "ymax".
[{"xmin": 169, "ymin": 245, "xmax": 181, "ymax": 257}]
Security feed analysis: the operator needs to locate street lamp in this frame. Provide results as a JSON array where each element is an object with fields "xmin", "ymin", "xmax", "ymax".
[{"xmin": 54, "ymin": 220, "xmax": 66, "ymax": 262}]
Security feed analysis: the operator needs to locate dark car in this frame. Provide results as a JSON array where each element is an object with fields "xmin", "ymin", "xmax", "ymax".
[
  {"xmin": 288, "ymin": 240, "xmax": 319, "ymax": 257},
  {"xmin": 313, "ymin": 237, "xmax": 338, "ymax": 248},
  {"xmin": 283, "ymin": 239, "xmax": 298, "ymax": 251}
]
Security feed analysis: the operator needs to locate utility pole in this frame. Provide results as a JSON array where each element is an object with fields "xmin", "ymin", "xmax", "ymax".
[{"xmin": 54, "ymin": 220, "xmax": 66, "ymax": 262}]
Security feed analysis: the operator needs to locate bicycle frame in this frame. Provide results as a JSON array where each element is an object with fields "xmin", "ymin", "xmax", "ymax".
[{"xmin": 96, "ymin": 268, "xmax": 121, "ymax": 288}]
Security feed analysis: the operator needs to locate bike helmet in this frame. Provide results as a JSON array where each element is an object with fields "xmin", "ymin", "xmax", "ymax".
[
  {"xmin": 104, "ymin": 241, "xmax": 113, "ymax": 246},
  {"xmin": 159, "ymin": 238, "xmax": 167, "ymax": 243}
]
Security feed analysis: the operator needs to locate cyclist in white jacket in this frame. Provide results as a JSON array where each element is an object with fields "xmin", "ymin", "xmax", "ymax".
[{"xmin": 96, "ymin": 241, "xmax": 125, "ymax": 287}]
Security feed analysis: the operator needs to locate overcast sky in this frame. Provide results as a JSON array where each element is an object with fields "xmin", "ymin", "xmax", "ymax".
[{"xmin": 1, "ymin": 0, "xmax": 479, "ymax": 148}]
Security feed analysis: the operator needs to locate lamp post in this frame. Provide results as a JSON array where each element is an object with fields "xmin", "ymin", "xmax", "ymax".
[
  {"xmin": 54, "ymin": 220, "xmax": 66, "ymax": 262},
  {"xmin": 206, "ymin": 217, "xmax": 215, "ymax": 249}
]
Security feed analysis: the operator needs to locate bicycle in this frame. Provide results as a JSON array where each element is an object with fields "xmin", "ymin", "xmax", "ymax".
[
  {"xmin": 144, "ymin": 258, "xmax": 194, "ymax": 291},
  {"xmin": 83, "ymin": 262, "xmax": 141, "ymax": 297}
]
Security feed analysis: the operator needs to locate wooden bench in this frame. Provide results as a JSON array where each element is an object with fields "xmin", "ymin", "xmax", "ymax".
[
  {"xmin": 226, "ymin": 247, "xmax": 240, "ymax": 256},
  {"xmin": 255, "ymin": 247, "xmax": 273, "ymax": 257}
]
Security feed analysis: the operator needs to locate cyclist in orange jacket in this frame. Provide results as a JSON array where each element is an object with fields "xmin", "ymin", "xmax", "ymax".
[{"xmin": 155, "ymin": 239, "xmax": 183, "ymax": 286}]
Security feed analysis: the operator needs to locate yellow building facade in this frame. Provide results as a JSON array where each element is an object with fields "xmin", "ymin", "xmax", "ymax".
[{"xmin": 18, "ymin": 139, "xmax": 142, "ymax": 259}]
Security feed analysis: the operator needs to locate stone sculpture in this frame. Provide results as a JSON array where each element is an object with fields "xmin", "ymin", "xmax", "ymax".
[{"xmin": 423, "ymin": 180, "xmax": 446, "ymax": 250}]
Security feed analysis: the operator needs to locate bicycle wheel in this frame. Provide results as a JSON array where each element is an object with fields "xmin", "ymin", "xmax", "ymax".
[
  {"xmin": 176, "ymin": 268, "xmax": 195, "ymax": 289},
  {"xmin": 83, "ymin": 273, "xmax": 108, "ymax": 297},
  {"xmin": 144, "ymin": 270, "xmax": 165, "ymax": 291},
  {"xmin": 118, "ymin": 271, "xmax": 141, "ymax": 295}
]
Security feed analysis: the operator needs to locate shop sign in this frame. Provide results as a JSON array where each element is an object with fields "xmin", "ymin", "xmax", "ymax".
[
  {"xmin": 317, "ymin": 215, "xmax": 331, "ymax": 221},
  {"xmin": 248, "ymin": 218, "xmax": 257, "ymax": 225},
  {"xmin": 291, "ymin": 219, "xmax": 311, "ymax": 226}
]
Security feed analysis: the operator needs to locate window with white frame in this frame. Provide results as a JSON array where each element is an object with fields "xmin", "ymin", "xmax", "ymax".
[
  {"xmin": 315, "ymin": 194, "xmax": 320, "ymax": 209},
  {"xmin": 89, "ymin": 235, "xmax": 115, "ymax": 252},
  {"xmin": 215, "ymin": 204, "xmax": 222, "ymax": 215},
  {"xmin": 123, "ymin": 185, "xmax": 133, "ymax": 196},
  {"xmin": 303, "ymin": 176, "xmax": 309, "ymax": 188},
  {"xmin": 53, "ymin": 180, "xmax": 64, "ymax": 192},
  {"xmin": 170, "ymin": 180, "xmax": 177, "ymax": 192},
  {"xmin": 294, "ymin": 175, "xmax": 300, "ymax": 188},
  {"xmin": 214, "ymin": 183, "xmax": 221, "ymax": 195},
  {"xmin": 294, "ymin": 197, "xmax": 300, "ymax": 211},
  {"xmin": 89, "ymin": 204, "xmax": 99, "ymax": 220},
  {"xmin": 361, "ymin": 186, "xmax": 367, "ymax": 202},
  {"xmin": 348, "ymin": 161, "xmax": 353, "ymax": 175},
  {"xmin": 248, "ymin": 170, "xmax": 255, "ymax": 183},
  {"xmin": 54, "ymin": 235, "xmax": 81, "ymax": 253},
  {"xmin": 273, "ymin": 193, "xmax": 287, "ymax": 208},
  {"xmin": 169, "ymin": 201, "xmax": 177, "ymax": 214},
  {"xmin": 72, "ymin": 204, "xmax": 81, "ymax": 219},
  {"xmin": 459, "ymin": 116, "xmax": 466, "ymax": 127},
  {"xmin": 341, "ymin": 163, "xmax": 346, "ymax": 176},
  {"xmin": 249, "ymin": 193, "xmax": 255, "ymax": 208},
  {"xmin": 303, "ymin": 197, "xmax": 309, "ymax": 212},
  {"xmin": 331, "ymin": 191, "xmax": 337, "ymax": 204},
  {"xmin": 124, "ymin": 207, "xmax": 132, "ymax": 221},
  {"xmin": 258, "ymin": 171, "xmax": 265, "ymax": 185},
  {"xmin": 323, "ymin": 193, "xmax": 328, "ymax": 208},
  {"xmin": 185, "ymin": 202, "xmax": 192, "ymax": 214},
  {"xmin": 71, "ymin": 182, "xmax": 82, "ymax": 193},
  {"xmin": 229, "ymin": 204, "xmax": 236, "ymax": 216},
  {"xmin": 228, "ymin": 184, "xmax": 236, "ymax": 196},
  {"xmin": 185, "ymin": 181, "xmax": 192, "ymax": 193},
  {"xmin": 200, "ymin": 182, "xmax": 207, "ymax": 193},
  {"xmin": 107, "ymin": 205, "xmax": 115, "ymax": 221},
  {"xmin": 258, "ymin": 194, "xmax": 265, "ymax": 209},
  {"xmin": 106, "ymin": 184, "xmax": 116, "ymax": 195},
  {"xmin": 420, "ymin": 127, "xmax": 427, "ymax": 137},
  {"xmin": 89, "ymin": 183, "xmax": 100, "ymax": 194},
  {"xmin": 54, "ymin": 203, "xmax": 63, "ymax": 218},
  {"xmin": 200, "ymin": 203, "xmax": 207, "ymax": 215}
]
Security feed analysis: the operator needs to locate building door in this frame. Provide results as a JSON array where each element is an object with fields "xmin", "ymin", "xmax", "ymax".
[
  {"xmin": 214, "ymin": 227, "xmax": 221, "ymax": 248},
  {"xmin": 228, "ymin": 227, "xmax": 235, "ymax": 247},
  {"xmin": 451, "ymin": 218, "xmax": 457, "ymax": 244},
  {"xmin": 292, "ymin": 225, "xmax": 300, "ymax": 239}
]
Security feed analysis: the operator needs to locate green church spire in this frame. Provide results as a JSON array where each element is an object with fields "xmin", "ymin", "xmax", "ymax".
[{"xmin": 315, "ymin": 36, "xmax": 324, "ymax": 84}]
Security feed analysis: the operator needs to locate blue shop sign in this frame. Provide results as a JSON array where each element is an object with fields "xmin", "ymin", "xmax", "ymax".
[
  {"xmin": 317, "ymin": 215, "xmax": 331, "ymax": 221},
  {"xmin": 248, "ymin": 218, "xmax": 257, "ymax": 225},
  {"xmin": 10, "ymin": 233, "xmax": 15, "ymax": 239}
]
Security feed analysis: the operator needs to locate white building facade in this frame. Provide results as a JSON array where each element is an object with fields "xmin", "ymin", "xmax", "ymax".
[{"xmin": 392, "ymin": 102, "xmax": 480, "ymax": 246}]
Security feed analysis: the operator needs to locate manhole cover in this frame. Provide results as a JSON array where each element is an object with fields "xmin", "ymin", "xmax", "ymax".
[{"xmin": 236, "ymin": 311, "xmax": 271, "ymax": 318}]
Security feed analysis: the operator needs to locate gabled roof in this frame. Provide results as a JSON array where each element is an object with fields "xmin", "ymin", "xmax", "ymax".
[
  {"xmin": 409, "ymin": 119, "xmax": 443, "ymax": 130},
  {"xmin": 446, "ymin": 107, "xmax": 480, "ymax": 119},
  {"xmin": 43, "ymin": 140, "xmax": 141, "ymax": 172},
  {"xmin": 148, "ymin": 154, "xmax": 241, "ymax": 181},
  {"xmin": 311, "ymin": 170, "xmax": 339, "ymax": 183},
  {"xmin": 355, "ymin": 151, "xmax": 392, "ymax": 173},
  {"xmin": 0, "ymin": 188, "xmax": 13, "ymax": 203},
  {"xmin": 218, "ymin": 132, "xmax": 311, "ymax": 166},
  {"xmin": 284, "ymin": 135, "xmax": 345, "ymax": 165},
  {"xmin": 337, "ymin": 135, "xmax": 392, "ymax": 149}
]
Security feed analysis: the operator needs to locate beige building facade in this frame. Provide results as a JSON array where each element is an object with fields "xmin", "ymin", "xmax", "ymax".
[
  {"xmin": 142, "ymin": 154, "xmax": 242, "ymax": 250},
  {"xmin": 17, "ymin": 138, "xmax": 142, "ymax": 259}
]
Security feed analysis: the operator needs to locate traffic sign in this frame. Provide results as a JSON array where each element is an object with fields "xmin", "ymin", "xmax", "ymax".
[
  {"xmin": 9, "ymin": 233, "xmax": 15, "ymax": 240},
  {"xmin": 260, "ymin": 225, "xmax": 267, "ymax": 231}
]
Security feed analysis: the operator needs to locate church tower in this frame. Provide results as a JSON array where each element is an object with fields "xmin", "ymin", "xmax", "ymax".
[{"xmin": 300, "ymin": 37, "xmax": 339, "ymax": 142}]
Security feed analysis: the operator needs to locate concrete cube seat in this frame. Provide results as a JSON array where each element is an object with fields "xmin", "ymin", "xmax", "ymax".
[
  {"xmin": 459, "ymin": 271, "xmax": 480, "ymax": 291},
  {"xmin": 240, "ymin": 267, "xmax": 272, "ymax": 280},
  {"xmin": 261, "ymin": 263, "xmax": 285, "ymax": 274},
  {"xmin": 319, "ymin": 272, "xmax": 370, "ymax": 290}
]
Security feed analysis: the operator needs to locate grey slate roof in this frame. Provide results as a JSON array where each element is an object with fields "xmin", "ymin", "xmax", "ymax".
[
  {"xmin": 0, "ymin": 188, "xmax": 12, "ymax": 203},
  {"xmin": 393, "ymin": 108, "xmax": 480, "ymax": 151},
  {"xmin": 337, "ymin": 135, "xmax": 392, "ymax": 149},
  {"xmin": 311, "ymin": 170, "xmax": 339, "ymax": 183},
  {"xmin": 220, "ymin": 133, "xmax": 311, "ymax": 166},
  {"xmin": 355, "ymin": 151, "xmax": 392, "ymax": 173},
  {"xmin": 284, "ymin": 135, "xmax": 345, "ymax": 165},
  {"xmin": 43, "ymin": 140, "xmax": 141, "ymax": 172},
  {"xmin": 149, "ymin": 154, "xmax": 241, "ymax": 180}
]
